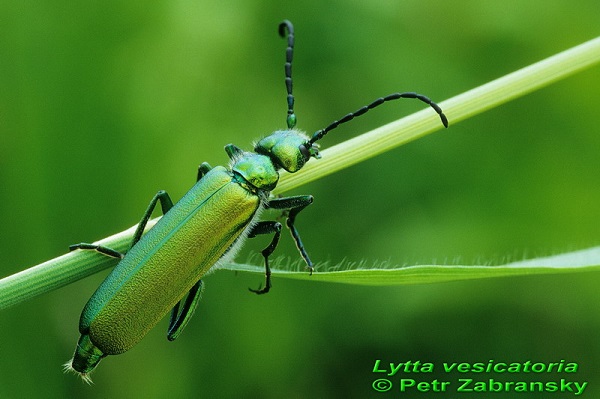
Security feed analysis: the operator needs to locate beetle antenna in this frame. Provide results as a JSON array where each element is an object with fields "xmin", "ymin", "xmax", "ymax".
[
  {"xmin": 309, "ymin": 92, "xmax": 449, "ymax": 145},
  {"xmin": 279, "ymin": 20, "xmax": 296, "ymax": 129}
]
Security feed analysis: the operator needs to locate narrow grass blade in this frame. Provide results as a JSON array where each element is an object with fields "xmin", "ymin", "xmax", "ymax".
[{"xmin": 225, "ymin": 246, "xmax": 600, "ymax": 286}]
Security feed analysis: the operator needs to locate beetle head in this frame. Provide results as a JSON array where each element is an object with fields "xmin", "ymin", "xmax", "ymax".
[{"xmin": 255, "ymin": 130, "xmax": 320, "ymax": 173}]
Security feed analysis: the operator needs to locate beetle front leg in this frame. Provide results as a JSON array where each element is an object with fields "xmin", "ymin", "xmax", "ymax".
[
  {"xmin": 247, "ymin": 221, "xmax": 283, "ymax": 295},
  {"xmin": 267, "ymin": 195, "xmax": 315, "ymax": 274}
]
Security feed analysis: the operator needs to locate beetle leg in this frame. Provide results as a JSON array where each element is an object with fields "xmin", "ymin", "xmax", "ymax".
[
  {"xmin": 70, "ymin": 190, "xmax": 174, "ymax": 257},
  {"xmin": 196, "ymin": 162, "xmax": 212, "ymax": 182},
  {"xmin": 129, "ymin": 190, "xmax": 174, "ymax": 248},
  {"xmin": 69, "ymin": 243, "xmax": 124, "ymax": 259},
  {"xmin": 167, "ymin": 280, "xmax": 203, "ymax": 341},
  {"xmin": 247, "ymin": 221, "xmax": 283, "ymax": 294},
  {"xmin": 267, "ymin": 195, "xmax": 315, "ymax": 274}
]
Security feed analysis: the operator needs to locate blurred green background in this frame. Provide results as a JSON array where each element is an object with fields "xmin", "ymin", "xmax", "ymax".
[{"xmin": 1, "ymin": 1, "xmax": 599, "ymax": 398}]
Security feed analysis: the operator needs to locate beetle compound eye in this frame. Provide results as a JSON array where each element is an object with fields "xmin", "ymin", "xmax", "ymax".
[
  {"xmin": 298, "ymin": 144, "xmax": 310, "ymax": 160},
  {"xmin": 299, "ymin": 143, "xmax": 320, "ymax": 161},
  {"xmin": 301, "ymin": 143, "xmax": 321, "ymax": 160}
]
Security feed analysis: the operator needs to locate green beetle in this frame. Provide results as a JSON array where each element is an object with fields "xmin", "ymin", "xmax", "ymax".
[{"xmin": 65, "ymin": 20, "xmax": 448, "ymax": 382}]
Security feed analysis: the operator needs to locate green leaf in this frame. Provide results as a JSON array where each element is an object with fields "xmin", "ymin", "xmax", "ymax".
[{"xmin": 223, "ymin": 246, "xmax": 600, "ymax": 286}]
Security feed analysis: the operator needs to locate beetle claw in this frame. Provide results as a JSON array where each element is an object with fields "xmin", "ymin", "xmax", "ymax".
[{"xmin": 249, "ymin": 284, "xmax": 270, "ymax": 295}]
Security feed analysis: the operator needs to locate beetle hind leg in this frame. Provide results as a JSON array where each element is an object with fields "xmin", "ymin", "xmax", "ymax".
[
  {"xmin": 69, "ymin": 243, "xmax": 124, "ymax": 259},
  {"xmin": 197, "ymin": 162, "xmax": 212, "ymax": 182},
  {"xmin": 70, "ymin": 190, "xmax": 175, "ymax": 257},
  {"xmin": 167, "ymin": 280, "xmax": 203, "ymax": 341},
  {"xmin": 130, "ymin": 190, "xmax": 174, "ymax": 248}
]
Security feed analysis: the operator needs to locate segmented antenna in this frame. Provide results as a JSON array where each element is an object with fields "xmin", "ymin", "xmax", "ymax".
[
  {"xmin": 279, "ymin": 20, "xmax": 296, "ymax": 129},
  {"xmin": 309, "ymin": 92, "xmax": 449, "ymax": 145}
]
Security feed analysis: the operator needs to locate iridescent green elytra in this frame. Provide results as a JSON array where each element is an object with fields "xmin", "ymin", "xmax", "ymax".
[{"xmin": 65, "ymin": 20, "xmax": 448, "ymax": 382}]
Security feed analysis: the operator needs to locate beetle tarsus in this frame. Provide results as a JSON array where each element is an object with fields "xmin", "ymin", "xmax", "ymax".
[
  {"xmin": 69, "ymin": 243, "xmax": 124, "ymax": 259},
  {"xmin": 249, "ymin": 283, "xmax": 271, "ymax": 295}
]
